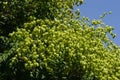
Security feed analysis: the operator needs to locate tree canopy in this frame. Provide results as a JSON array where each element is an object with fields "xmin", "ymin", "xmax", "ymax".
[{"xmin": 1, "ymin": 0, "xmax": 120, "ymax": 80}]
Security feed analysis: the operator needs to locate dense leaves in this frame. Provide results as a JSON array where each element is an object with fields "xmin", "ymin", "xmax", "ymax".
[
  {"xmin": 1, "ymin": 0, "xmax": 120, "ymax": 80},
  {"xmin": 1, "ymin": 18, "xmax": 120, "ymax": 80},
  {"xmin": 0, "ymin": 0, "xmax": 82, "ymax": 53},
  {"xmin": 0, "ymin": 0, "xmax": 82, "ymax": 36}
]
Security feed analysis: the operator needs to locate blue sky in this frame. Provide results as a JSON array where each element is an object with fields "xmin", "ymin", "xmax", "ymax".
[{"xmin": 74, "ymin": 0, "xmax": 120, "ymax": 45}]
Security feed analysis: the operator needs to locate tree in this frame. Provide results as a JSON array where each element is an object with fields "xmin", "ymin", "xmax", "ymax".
[
  {"xmin": 0, "ymin": 0, "xmax": 81, "ymax": 53},
  {"xmin": 1, "ymin": 0, "xmax": 120, "ymax": 80},
  {"xmin": 0, "ymin": 0, "xmax": 81, "ymax": 36}
]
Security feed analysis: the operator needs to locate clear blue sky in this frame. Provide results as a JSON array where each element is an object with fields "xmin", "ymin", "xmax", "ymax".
[{"xmin": 74, "ymin": 0, "xmax": 120, "ymax": 46}]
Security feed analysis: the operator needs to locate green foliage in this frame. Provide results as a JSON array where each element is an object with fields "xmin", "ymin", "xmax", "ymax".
[
  {"xmin": 100, "ymin": 11, "xmax": 112, "ymax": 19},
  {"xmin": 0, "ymin": 0, "xmax": 82, "ymax": 36},
  {"xmin": 0, "ymin": 0, "xmax": 82, "ymax": 53},
  {"xmin": 1, "ymin": 0, "xmax": 120, "ymax": 80},
  {"xmin": 2, "ymin": 18, "xmax": 120, "ymax": 80}
]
